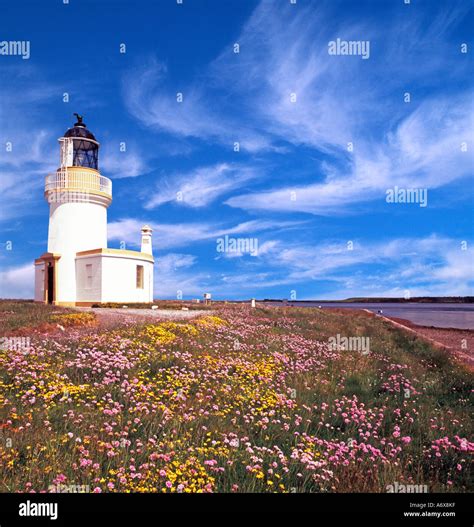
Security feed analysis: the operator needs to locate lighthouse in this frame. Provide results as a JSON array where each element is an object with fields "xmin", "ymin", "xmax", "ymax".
[{"xmin": 34, "ymin": 115, "xmax": 154, "ymax": 305}]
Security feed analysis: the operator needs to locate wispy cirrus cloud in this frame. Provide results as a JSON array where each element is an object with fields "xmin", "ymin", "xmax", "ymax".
[
  {"xmin": 220, "ymin": 1, "xmax": 473, "ymax": 214},
  {"xmin": 123, "ymin": 0, "xmax": 473, "ymax": 216},
  {"xmin": 0, "ymin": 123, "xmax": 56, "ymax": 222},
  {"xmin": 107, "ymin": 217, "xmax": 302, "ymax": 251},
  {"xmin": 143, "ymin": 163, "xmax": 260, "ymax": 209},
  {"xmin": 100, "ymin": 145, "xmax": 148, "ymax": 179},
  {"xmin": 122, "ymin": 58, "xmax": 276, "ymax": 153},
  {"xmin": 226, "ymin": 94, "xmax": 474, "ymax": 214}
]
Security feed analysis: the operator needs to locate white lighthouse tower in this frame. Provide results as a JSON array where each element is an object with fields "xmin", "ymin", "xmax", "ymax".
[{"xmin": 34, "ymin": 114, "xmax": 154, "ymax": 305}]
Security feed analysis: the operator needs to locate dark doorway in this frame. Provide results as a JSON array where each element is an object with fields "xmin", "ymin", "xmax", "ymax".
[{"xmin": 47, "ymin": 264, "xmax": 54, "ymax": 304}]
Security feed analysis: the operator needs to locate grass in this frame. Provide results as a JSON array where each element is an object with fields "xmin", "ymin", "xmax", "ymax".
[
  {"xmin": 0, "ymin": 300, "xmax": 76, "ymax": 333},
  {"xmin": 0, "ymin": 302, "xmax": 472, "ymax": 493}
]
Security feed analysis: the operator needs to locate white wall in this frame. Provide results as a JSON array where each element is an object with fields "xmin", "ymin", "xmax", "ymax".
[
  {"xmin": 75, "ymin": 255, "xmax": 103, "ymax": 303},
  {"xmin": 75, "ymin": 254, "xmax": 153, "ymax": 303},
  {"xmin": 48, "ymin": 201, "xmax": 107, "ymax": 255},
  {"xmin": 34, "ymin": 263, "xmax": 45, "ymax": 302},
  {"xmin": 101, "ymin": 256, "xmax": 153, "ymax": 303},
  {"xmin": 47, "ymin": 201, "xmax": 107, "ymax": 303},
  {"xmin": 147, "ymin": 260, "xmax": 154, "ymax": 301}
]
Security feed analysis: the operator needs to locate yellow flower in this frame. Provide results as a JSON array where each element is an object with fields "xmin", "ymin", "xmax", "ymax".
[
  {"xmin": 51, "ymin": 312, "xmax": 96, "ymax": 327},
  {"xmin": 196, "ymin": 316, "xmax": 227, "ymax": 327}
]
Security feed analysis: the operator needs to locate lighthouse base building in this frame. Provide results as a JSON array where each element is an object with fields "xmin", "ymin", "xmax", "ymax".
[{"xmin": 34, "ymin": 115, "xmax": 154, "ymax": 306}]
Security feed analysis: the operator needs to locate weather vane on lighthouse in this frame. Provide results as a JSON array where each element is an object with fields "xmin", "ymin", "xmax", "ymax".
[
  {"xmin": 34, "ymin": 114, "xmax": 155, "ymax": 306},
  {"xmin": 73, "ymin": 113, "xmax": 84, "ymax": 125}
]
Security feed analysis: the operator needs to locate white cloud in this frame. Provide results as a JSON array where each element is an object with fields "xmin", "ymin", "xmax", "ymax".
[
  {"xmin": 107, "ymin": 218, "xmax": 302, "ymax": 251},
  {"xmin": 165, "ymin": 234, "xmax": 472, "ymax": 299},
  {"xmin": 155, "ymin": 253, "xmax": 196, "ymax": 274},
  {"xmin": 152, "ymin": 252, "xmax": 207, "ymax": 298},
  {"xmin": 0, "ymin": 263, "xmax": 34, "ymax": 299},
  {"xmin": 121, "ymin": 1, "xmax": 473, "ymax": 216},
  {"xmin": 237, "ymin": 235, "xmax": 474, "ymax": 297},
  {"xmin": 144, "ymin": 163, "xmax": 259, "ymax": 209},
  {"xmin": 122, "ymin": 56, "xmax": 277, "ymax": 153},
  {"xmin": 226, "ymin": 94, "xmax": 474, "ymax": 214},
  {"xmin": 100, "ymin": 146, "xmax": 148, "ymax": 179}
]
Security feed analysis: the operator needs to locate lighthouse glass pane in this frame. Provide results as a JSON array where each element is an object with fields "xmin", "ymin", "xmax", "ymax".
[
  {"xmin": 136, "ymin": 266, "xmax": 144, "ymax": 289},
  {"xmin": 72, "ymin": 139, "xmax": 99, "ymax": 169}
]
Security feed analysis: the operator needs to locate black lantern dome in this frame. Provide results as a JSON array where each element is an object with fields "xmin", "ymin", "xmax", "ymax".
[{"xmin": 63, "ymin": 113, "xmax": 99, "ymax": 170}]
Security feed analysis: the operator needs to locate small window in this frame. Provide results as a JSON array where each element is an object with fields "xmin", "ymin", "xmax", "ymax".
[
  {"xmin": 136, "ymin": 265, "xmax": 144, "ymax": 289},
  {"xmin": 86, "ymin": 264, "xmax": 93, "ymax": 289}
]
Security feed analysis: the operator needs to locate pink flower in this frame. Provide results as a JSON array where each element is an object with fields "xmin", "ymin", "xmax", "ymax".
[
  {"xmin": 401, "ymin": 436, "xmax": 411, "ymax": 444},
  {"xmin": 93, "ymin": 487, "xmax": 102, "ymax": 493},
  {"xmin": 165, "ymin": 481, "xmax": 172, "ymax": 488}
]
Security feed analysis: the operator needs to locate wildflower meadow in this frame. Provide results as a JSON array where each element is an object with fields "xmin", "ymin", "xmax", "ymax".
[{"xmin": 0, "ymin": 303, "xmax": 472, "ymax": 494}]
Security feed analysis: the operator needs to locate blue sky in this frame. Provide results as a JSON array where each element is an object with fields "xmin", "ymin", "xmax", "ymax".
[{"xmin": 0, "ymin": 0, "xmax": 473, "ymax": 300}]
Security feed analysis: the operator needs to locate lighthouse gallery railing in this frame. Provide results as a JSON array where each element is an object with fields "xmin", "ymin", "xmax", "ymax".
[{"xmin": 45, "ymin": 169, "xmax": 112, "ymax": 197}]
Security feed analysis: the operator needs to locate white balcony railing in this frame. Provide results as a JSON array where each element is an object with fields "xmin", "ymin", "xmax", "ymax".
[{"xmin": 45, "ymin": 169, "xmax": 112, "ymax": 197}]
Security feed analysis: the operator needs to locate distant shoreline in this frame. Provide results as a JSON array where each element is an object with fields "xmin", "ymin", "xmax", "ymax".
[{"xmin": 261, "ymin": 297, "xmax": 474, "ymax": 304}]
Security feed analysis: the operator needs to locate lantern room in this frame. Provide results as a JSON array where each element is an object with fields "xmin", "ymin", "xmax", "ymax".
[{"xmin": 60, "ymin": 113, "xmax": 99, "ymax": 170}]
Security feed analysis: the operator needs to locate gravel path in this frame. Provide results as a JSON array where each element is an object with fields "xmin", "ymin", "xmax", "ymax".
[{"xmin": 76, "ymin": 307, "xmax": 211, "ymax": 329}]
